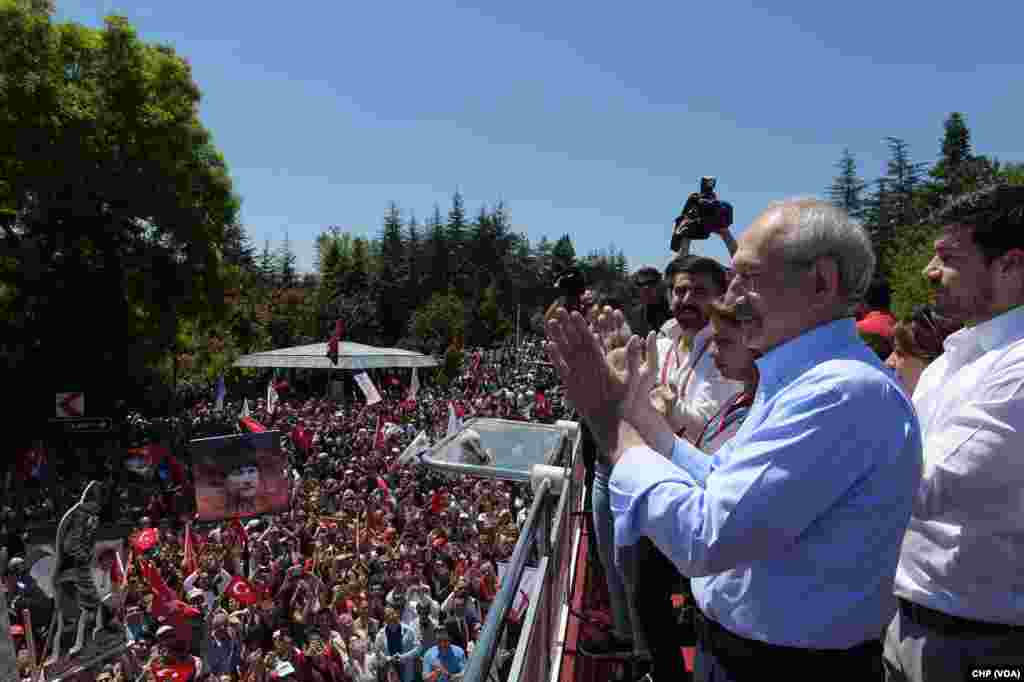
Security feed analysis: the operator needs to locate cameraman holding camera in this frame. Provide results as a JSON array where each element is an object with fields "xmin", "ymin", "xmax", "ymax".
[{"xmin": 670, "ymin": 177, "xmax": 738, "ymax": 263}]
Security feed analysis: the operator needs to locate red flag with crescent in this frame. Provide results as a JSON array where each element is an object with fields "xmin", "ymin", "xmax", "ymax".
[
  {"xmin": 131, "ymin": 527, "xmax": 160, "ymax": 553},
  {"xmin": 152, "ymin": 660, "xmax": 196, "ymax": 681},
  {"xmin": 225, "ymin": 575, "xmax": 259, "ymax": 605}
]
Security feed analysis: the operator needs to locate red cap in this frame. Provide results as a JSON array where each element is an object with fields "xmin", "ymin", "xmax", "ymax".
[
  {"xmin": 10, "ymin": 625, "xmax": 25, "ymax": 636},
  {"xmin": 857, "ymin": 311, "xmax": 896, "ymax": 339}
]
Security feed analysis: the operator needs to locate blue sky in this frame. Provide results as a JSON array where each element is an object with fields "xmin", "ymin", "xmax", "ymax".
[{"xmin": 58, "ymin": 1, "xmax": 1024, "ymax": 275}]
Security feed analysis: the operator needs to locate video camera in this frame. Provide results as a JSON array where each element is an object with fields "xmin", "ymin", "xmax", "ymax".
[
  {"xmin": 553, "ymin": 267, "xmax": 586, "ymax": 312},
  {"xmin": 671, "ymin": 177, "xmax": 734, "ymax": 250}
]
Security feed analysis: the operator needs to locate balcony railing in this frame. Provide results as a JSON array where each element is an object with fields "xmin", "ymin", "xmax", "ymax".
[{"xmin": 462, "ymin": 420, "xmax": 584, "ymax": 682}]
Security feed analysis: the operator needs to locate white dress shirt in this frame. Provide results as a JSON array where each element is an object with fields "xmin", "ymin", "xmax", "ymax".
[
  {"xmin": 894, "ymin": 305, "xmax": 1024, "ymax": 626},
  {"xmin": 656, "ymin": 319, "xmax": 743, "ymax": 438}
]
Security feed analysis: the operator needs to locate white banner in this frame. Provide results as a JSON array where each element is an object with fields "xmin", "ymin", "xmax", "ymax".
[
  {"xmin": 409, "ymin": 367, "xmax": 420, "ymax": 399},
  {"xmin": 496, "ymin": 562, "xmax": 540, "ymax": 622},
  {"xmin": 267, "ymin": 381, "xmax": 279, "ymax": 414},
  {"xmin": 355, "ymin": 372, "xmax": 382, "ymax": 406},
  {"xmin": 447, "ymin": 402, "xmax": 464, "ymax": 438}
]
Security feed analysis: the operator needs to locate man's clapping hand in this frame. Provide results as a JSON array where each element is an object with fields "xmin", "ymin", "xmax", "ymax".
[
  {"xmin": 546, "ymin": 305, "xmax": 665, "ymax": 465},
  {"xmin": 545, "ymin": 306, "xmax": 631, "ymax": 460}
]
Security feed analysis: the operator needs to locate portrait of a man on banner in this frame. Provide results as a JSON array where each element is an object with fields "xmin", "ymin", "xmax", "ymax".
[{"xmin": 190, "ymin": 431, "xmax": 288, "ymax": 521}]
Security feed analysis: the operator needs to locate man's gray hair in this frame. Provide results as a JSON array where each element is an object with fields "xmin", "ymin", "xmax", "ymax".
[{"xmin": 767, "ymin": 197, "xmax": 876, "ymax": 313}]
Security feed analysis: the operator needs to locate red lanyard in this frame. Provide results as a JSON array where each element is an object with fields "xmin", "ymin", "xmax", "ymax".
[
  {"xmin": 661, "ymin": 342, "xmax": 681, "ymax": 386},
  {"xmin": 696, "ymin": 391, "xmax": 753, "ymax": 449}
]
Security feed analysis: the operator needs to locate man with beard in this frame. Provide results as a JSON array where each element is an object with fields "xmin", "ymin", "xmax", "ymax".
[
  {"xmin": 884, "ymin": 185, "xmax": 1024, "ymax": 681},
  {"xmin": 586, "ymin": 255, "xmax": 742, "ymax": 678},
  {"xmin": 547, "ymin": 198, "xmax": 921, "ymax": 681},
  {"xmin": 655, "ymin": 255, "xmax": 743, "ymax": 440}
]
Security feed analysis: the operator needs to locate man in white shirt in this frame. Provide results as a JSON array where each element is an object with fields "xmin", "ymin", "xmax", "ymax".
[
  {"xmin": 636, "ymin": 254, "xmax": 742, "ymax": 680},
  {"xmin": 655, "ymin": 255, "xmax": 744, "ymax": 439},
  {"xmin": 885, "ymin": 184, "xmax": 1024, "ymax": 681}
]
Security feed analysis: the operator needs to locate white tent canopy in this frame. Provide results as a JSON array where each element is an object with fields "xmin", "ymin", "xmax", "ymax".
[{"xmin": 233, "ymin": 341, "xmax": 439, "ymax": 371}]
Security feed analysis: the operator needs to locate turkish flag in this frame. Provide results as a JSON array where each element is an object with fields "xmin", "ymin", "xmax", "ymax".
[
  {"xmin": 131, "ymin": 528, "xmax": 160, "ymax": 553},
  {"xmin": 225, "ymin": 575, "xmax": 259, "ymax": 606},
  {"xmin": 138, "ymin": 560, "xmax": 176, "ymax": 620},
  {"xmin": 240, "ymin": 416, "xmax": 267, "ymax": 433},
  {"xmin": 152, "ymin": 660, "xmax": 195, "ymax": 681}
]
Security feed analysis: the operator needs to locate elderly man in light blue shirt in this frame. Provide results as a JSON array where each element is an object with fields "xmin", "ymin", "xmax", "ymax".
[{"xmin": 546, "ymin": 198, "xmax": 922, "ymax": 681}]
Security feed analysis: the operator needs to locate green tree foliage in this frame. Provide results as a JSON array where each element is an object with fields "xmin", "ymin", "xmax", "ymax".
[
  {"xmin": 476, "ymin": 283, "xmax": 513, "ymax": 345},
  {"xmin": 278, "ymin": 231, "xmax": 298, "ymax": 289},
  {"xmin": 348, "ymin": 236, "xmax": 370, "ymax": 292},
  {"xmin": 427, "ymin": 205, "xmax": 449, "ymax": 294},
  {"xmin": 0, "ymin": 3, "xmax": 240, "ymax": 419},
  {"xmin": 831, "ymin": 113, "xmax": 1023, "ymax": 325},
  {"xmin": 826, "ymin": 149, "xmax": 866, "ymax": 220},
  {"xmin": 447, "ymin": 192, "xmax": 471, "ymax": 291},
  {"xmin": 377, "ymin": 202, "xmax": 407, "ymax": 341},
  {"xmin": 551, "ymin": 234, "xmax": 577, "ymax": 272},
  {"xmin": 411, "ymin": 290, "xmax": 466, "ymax": 352},
  {"xmin": 1000, "ymin": 162, "xmax": 1024, "ymax": 186}
]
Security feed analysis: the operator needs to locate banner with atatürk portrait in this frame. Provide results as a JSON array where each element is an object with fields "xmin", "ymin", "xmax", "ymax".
[{"xmin": 190, "ymin": 431, "xmax": 288, "ymax": 521}]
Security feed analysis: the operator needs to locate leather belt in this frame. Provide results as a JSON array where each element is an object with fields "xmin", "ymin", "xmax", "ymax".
[{"xmin": 899, "ymin": 599, "xmax": 1024, "ymax": 636}]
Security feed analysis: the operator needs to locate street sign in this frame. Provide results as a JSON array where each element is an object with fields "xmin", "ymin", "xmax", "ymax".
[
  {"xmin": 55, "ymin": 392, "xmax": 85, "ymax": 418},
  {"xmin": 48, "ymin": 417, "xmax": 113, "ymax": 434}
]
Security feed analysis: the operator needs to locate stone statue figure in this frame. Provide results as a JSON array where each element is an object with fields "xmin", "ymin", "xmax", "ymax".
[{"xmin": 42, "ymin": 480, "xmax": 118, "ymax": 664}]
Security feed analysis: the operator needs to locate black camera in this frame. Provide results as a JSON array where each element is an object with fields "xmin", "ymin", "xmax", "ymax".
[
  {"xmin": 554, "ymin": 267, "xmax": 586, "ymax": 309},
  {"xmin": 671, "ymin": 177, "xmax": 733, "ymax": 249}
]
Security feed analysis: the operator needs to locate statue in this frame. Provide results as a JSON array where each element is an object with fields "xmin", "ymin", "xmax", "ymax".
[
  {"xmin": 453, "ymin": 429, "xmax": 495, "ymax": 466},
  {"xmin": 42, "ymin": 481, "xmax": 125, "ymax": 666}
]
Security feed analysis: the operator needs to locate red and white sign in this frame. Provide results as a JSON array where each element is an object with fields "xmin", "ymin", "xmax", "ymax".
[{"xmin": 55, "ymin": 392, "xmax": 84, "ymax": 418}]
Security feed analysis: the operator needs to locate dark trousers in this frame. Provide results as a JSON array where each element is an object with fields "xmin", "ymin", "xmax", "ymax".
[
  {"xmin": 579, "ymin": 422, "xmax": 603, "ymax": 586},
  {"xmin": 634, "ymin": 538, "xmax": 688, "ymax": 680},
  {"xmin": 694, "ymin": 608, "xmax": 883, "ymax": 681}
]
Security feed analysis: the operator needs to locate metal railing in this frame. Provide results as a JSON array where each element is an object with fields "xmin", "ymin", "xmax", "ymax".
[{"xmin": 463, "ymin": 420, "xmax": 585, "ymax": 682}]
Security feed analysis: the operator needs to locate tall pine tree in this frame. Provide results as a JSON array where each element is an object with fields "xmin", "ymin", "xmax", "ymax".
[
  {"xmin": 882, "ymin": 137, "xmax": 926, "ymax": 227},
  {"xmin": 826, "ymin": 149, "xmax": 866, "ymax": 220},
  {"xmin": 278, "ymin": 231, "xmax": 298, "ymax": 289},
  {"xmin": 377, "ymin": 202, "xmax": 407, "ymax": 342},
  {"xmin": 447, "ymin": 191, "xmax": 469, "ymax": 291},
  {"xmin": 405, "ymin": 212, "xmax": 422, "ymax": 312},
  {"xmin": 427, "ymin": 205, "xmax": 450, "ymax": 293}
]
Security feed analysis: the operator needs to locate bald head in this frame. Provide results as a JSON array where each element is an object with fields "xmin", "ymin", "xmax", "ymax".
[{"xmin": 727, "ymin": 198, "xmax": 874, "ymax": 353}]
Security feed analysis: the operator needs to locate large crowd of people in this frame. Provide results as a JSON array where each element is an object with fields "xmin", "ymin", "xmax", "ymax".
[{"xmin": 4, "ymin": 336, "xmax": 571, "ymax": 682}]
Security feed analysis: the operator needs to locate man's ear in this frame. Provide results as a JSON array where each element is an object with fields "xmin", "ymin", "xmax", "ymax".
[
  {"xmin": 811, "ymin": 256, "xmax": 841, "ymax": 305},
  {"xmin": 997, "ymin": 248, "xmax": 1024, "ymax": 276}
]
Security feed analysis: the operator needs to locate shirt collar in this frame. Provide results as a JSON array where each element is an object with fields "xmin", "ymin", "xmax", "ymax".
[
  {"xmin": 754, "ymin": 318, "xmax": 859, "ymax": 395},
  {"xmin": 970, "ymin": 304, "xmax": 1024, "ymax": 353},
  {"xmin": 660, "ymin": 318, "xmax": 711, "ymax": 345}
]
